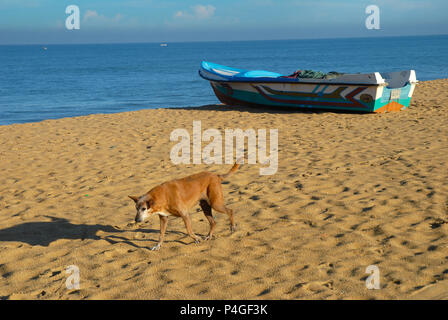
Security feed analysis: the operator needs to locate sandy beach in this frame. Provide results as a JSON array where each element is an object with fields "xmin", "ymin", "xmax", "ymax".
[{"xmin": 0, "ymin": 79, "xmax": 447, "ymax": 300}]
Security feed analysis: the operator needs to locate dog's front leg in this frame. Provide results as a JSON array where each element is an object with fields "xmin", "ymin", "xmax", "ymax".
[
  {"xmin": 181, "ymin": 213, "xmax": 202, "ymax": 244},
  {"xmin": 152, "ymin": 215, "xmax": 168, "ymax": 251}
]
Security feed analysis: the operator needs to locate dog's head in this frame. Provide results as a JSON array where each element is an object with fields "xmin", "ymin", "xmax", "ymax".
[{"xmin": 128, "ymin": 195, "xmax": 153, "ymax": 223}]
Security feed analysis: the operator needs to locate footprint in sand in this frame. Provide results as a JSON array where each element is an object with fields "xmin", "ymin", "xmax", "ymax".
[{"xmin": 302, "ymin": 280, "xmax": 334, "ymax": 293}]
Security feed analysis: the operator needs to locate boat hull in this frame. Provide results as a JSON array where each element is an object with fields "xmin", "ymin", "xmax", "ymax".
[
  {"xmin": 199, "ymin": 61, "xmax": 417, "ymax": 113},
  {"xmin": 209, "ymin": 81, "xmax": 415, "ymax": 113}
]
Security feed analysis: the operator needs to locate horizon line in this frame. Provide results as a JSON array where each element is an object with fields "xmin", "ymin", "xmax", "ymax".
[{"xmin": 1, "ymin": 32, "xmax": 447, "ymax": 46}]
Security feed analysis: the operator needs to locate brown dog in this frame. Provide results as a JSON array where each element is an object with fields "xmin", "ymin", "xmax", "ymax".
[{"xmin": 128, "ymin": 161, "xmax": 240, "ymax": 250}]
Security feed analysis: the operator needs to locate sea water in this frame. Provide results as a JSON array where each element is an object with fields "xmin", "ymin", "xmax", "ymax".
[{"xmin": 0, "ymin": 35, "xmax": 447, "ymax": 125}]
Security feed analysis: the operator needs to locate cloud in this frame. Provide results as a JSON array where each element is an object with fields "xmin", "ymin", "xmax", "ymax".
[
  {"xmin": 83, "ymin": 10, "xmax": 124, "ymax": 26},
  {"xmin": 84, "ymin": 10, "xmax": 99, "ymax": 22},
  {"xmin": 174, "ymin": 11, "xmax": 186, "ymax": 18},
  {"xmin": 194, "ymin": 4, "xmax": 216, "ymax": 19},
  {"xmin": 174, "ymin": 4, "xmax": 216, "ymax": 20}
]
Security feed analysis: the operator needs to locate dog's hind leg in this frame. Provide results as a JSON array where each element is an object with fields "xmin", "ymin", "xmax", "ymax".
[
  {"xmin": 200, "ymin": 200, "xmax": 216, "ymax": 240},
  {"xmin": 208, "ymin": 182, "xmax": 236, "ymax": 233},
  {"xmin": 181, "ymin": 213, "xmax": 202, "ymax": 244},
  {"xmin": 211, "ymin": 203, "xmax": 236, "ymax": 233}
]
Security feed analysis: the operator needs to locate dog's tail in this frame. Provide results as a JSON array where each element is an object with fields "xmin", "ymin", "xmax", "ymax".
[{"xmin": 218, "ymin": 158, "xmax": 242, "ymax": 181}]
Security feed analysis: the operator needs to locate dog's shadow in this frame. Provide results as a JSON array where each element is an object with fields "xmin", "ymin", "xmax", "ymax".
[
  {"xmin": 0, "ymin": 216, "xmax": 189, "ymax": 248},
  {"xmin": 106, "ymin": 226, "xmax": 190, "ymax": 248}
]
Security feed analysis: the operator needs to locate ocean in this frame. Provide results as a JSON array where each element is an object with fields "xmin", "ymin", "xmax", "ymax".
[{"xmin": 0, "ymin": 35, "xmax": 447, "ymax": 125}]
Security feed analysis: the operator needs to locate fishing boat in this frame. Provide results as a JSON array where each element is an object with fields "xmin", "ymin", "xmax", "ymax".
[{"xmin": 199, "ymin": 61, "xmax": 418, "ymax": 113}]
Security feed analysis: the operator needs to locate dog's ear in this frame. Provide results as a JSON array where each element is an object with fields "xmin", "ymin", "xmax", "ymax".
[{"xmin": 128, "ymin": 195, "xmax": 139, "ymax": 203}]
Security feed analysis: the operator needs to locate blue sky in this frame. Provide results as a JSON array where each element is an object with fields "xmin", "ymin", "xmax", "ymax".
[{"xmin": 0, "ymin": 0, "xmax": 447, "ymax": 44}]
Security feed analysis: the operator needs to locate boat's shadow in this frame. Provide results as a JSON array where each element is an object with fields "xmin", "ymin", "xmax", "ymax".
[{"xmin": 171, "ymin": 104, "xmax": 367, "ymax": 114}]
